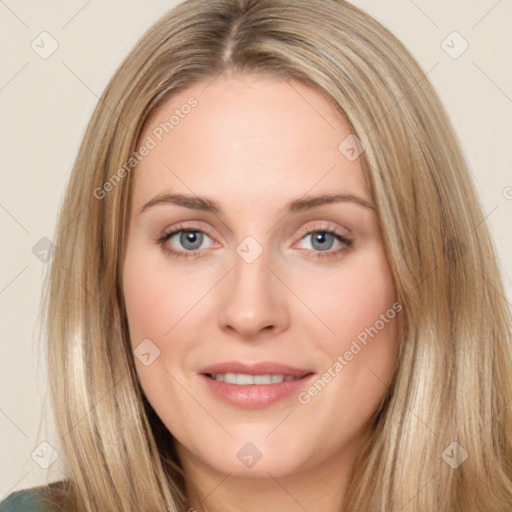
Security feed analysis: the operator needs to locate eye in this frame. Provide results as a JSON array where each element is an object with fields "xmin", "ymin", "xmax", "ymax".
[
  {"xmin": 157, "ymin": 225, "xmax": 216, "ymax": 259},
  {"xmin": 295, "ymin": 225, "xmax": 353, "ymax": 259}
]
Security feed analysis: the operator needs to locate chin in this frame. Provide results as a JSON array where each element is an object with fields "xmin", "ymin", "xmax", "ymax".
[
  {"xmin": 208, "ymin": 449, "xmax": 304, "ymax": 479},
  {"xmin": 179, "ymin": 432, "xmax": 309, "ymax": 479}
]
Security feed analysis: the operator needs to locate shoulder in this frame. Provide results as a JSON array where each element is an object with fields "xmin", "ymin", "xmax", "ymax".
[
  {"xmin": 0, "ymin": 480, "xmax": 70, "ymax": 512},
  {"xmin": 0, "ymin": 487, "xmax": 44, "ymax": 512}
]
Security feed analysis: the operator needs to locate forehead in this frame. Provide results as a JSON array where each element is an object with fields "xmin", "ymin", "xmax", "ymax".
[{"xmin": 132, "ymin": 74, "xmax": 369, "ymax": 209}]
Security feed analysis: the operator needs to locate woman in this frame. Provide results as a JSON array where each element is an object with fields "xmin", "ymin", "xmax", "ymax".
[{"xmin": 2, "ymin": 0, "xmax": 512, "ymax": 510}]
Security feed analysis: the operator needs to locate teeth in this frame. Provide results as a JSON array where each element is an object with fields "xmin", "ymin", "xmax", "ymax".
[
  {"xmin": 236, "ymin": 374, "xmax": 254, "ymax": 385},
  {"xmin": 254, "ymin": 375, "xmax": 272, "ymax": 384},
  {"xmin": 210, "ymin": 373, "xmax": 299, "ymax": 385}
]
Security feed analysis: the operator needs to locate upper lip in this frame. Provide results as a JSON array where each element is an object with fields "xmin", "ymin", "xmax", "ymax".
[{"xmin": 198, "ymin": 361, "xmax": 314, "ymax": 378}]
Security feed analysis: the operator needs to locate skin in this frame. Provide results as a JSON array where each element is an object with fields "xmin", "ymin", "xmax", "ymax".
[{"xmin": 121, "ymin": 72, "xmax": 399, "ymax": 512}]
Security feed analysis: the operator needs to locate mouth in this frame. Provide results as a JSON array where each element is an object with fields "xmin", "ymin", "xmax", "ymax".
[{"xmin": 198, "ymin": 361, "xmax": 315, "ymax": 409}]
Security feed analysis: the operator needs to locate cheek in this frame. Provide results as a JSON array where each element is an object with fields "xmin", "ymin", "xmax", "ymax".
[
  {"xmin": 292, "ymin": 249, "xmax": 397, "ymax": 347},
  {"xmin": 296, "ymin": 250, "xmax": 399, "ymax": 410},
  {"xmin": 122, "ymin": 261, "xmax": 169, "ymax": 344},
  {"xmin": 302, "ymin": 253, "xmax": 399, "ymax": 426},
  {"xmin": 335, "ymin": 267, "xmax": 396, "ymax": 346},
  {"xmin": 121, "ymin": 245, "xmax": 201, "ymax": 422},
  {"xmin": 122, "ymin": 245, "xmax": 208, "ymax": 344}
]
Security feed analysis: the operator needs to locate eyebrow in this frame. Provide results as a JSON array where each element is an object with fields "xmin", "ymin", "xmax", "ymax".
[{"xmin": 139, "ymin": 192, "xmax": 376, "ymax": 215}]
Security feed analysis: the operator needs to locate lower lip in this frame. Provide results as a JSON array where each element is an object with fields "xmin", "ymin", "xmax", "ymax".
[{"xmin": 200, "ymin": 374, "xmax": 315, "ymax": 409}]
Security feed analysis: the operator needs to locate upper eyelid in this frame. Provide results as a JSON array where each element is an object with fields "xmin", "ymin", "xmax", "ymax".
[{"xmin": 163, "ymin": 220, "xmax": 347, "ymax": 235}]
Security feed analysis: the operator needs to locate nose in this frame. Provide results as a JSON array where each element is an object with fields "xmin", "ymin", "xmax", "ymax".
[{"xmin": 217, "ymin": 247, "xmax": 290, "ymax": 340}]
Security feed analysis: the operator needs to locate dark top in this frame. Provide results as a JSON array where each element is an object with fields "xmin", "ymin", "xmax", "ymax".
[
  {"xmin": 0, "ymin": 488, "xmax": 46, "ymax": 512},
  {"xmin": 0, "ymin": 481, "xmax": 68, "ymax": 512}
]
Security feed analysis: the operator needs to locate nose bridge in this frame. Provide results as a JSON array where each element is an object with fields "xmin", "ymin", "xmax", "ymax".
[
  {"xmin": 233, "ymin": 239, "xmax": 270, "ymax": 290},
  {"xmin": 217, "ymin": 237, "xmax": 289, "ymax": 337}
]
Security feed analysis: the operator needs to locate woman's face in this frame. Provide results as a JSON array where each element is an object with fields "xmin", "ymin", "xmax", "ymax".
[{"xmin": 122, "ymin": 73, "xmax": 399, "ymax": 479}]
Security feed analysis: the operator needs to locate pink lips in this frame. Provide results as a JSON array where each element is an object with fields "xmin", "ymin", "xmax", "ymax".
[{"xmin": 198, "ymin": 361, "xmax": 315, "ymax": 409}]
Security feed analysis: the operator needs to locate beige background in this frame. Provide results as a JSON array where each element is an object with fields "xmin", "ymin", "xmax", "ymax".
[{"xmin": 1, "ymin": 0, "xmax": 511, "ymax": 497}]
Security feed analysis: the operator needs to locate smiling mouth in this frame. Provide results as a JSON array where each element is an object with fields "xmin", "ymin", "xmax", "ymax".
[
  {"xmin": 200, "ymin": 368, "xmax": 315, "ymax": 408},
  {"xmin": 205, "ymin": 373, "xmax": 308, "ymax": 385}
]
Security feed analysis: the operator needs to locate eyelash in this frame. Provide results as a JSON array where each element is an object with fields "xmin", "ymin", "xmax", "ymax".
[{"xmin": 156, "ymin": 223, "xmax": 353, "ymax": 260}]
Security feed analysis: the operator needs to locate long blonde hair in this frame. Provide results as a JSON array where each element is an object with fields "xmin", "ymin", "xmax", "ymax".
[{"xmin": 41, "ymin": 0, "xmax": 512, "ymax": 510}]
